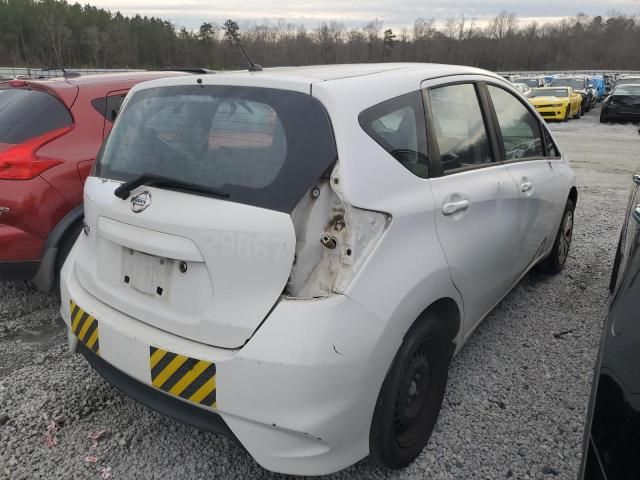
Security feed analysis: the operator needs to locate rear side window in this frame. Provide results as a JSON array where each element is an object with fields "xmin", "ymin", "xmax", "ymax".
[
  {"xmin": 92, "ymin": 94, "xmax": 126, "ymax": 123},
  {"xmin": 428, "ymin": 83, "xmax": 493, "ymax": 172},
  {"xmin": 95, "ymin": 85, "xmax": 337, "ymax": 213},
  {"xmin": 359, "ymin": 91, "xmax": 429, "ymax": 178},
  {"xmin": 0, "ymin": 88, "xmax": 72, "ymax": 144},
  {"xmin": 487, "ymin": 85, "xmax": 544, "ymax": 161}
]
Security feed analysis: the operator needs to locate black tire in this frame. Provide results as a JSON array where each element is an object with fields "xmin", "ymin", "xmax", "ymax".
[
  {"xmin": 580, "ymin": 103, "xmax": 585, "ymax": 117},
  {"xmin": 369, "ymin": 314, "xmax": 451, "ymax": 470},
  {"xmin": 563, "ymin": 107, "xmax": 570, "ymax": 122},
  {"xmin": 536, "ymin": 199, "xmax": 575, "ymax": 275},
  {"xmin": 54, "ymin": 221, "xmax": 82, "ymax": 288},
  {"xmin": 600, "ymin": 114, "xmax": 608, "ymax": 123},
  {"xmin": 573, "ymin": 107, "xmax": 581, "ymax": 120}
]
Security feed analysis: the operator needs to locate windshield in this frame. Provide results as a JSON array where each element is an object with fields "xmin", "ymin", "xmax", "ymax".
[
  {"xmin": 551, "ymin": 78, "xmax": 584, "ymax": 89},
  {"xmin": 95, "ymin": 85, "xmax": 337, "ymax": 213},
  {"xmin": 612, "ymin": 85, "xmax": 640, "ymax": 96},
  {"xmin": 617, "ymin": 78, "xmax": 640, "ymax": 85},
  {"xmin": 517, "ymin": 78, "xmax": 539, "ymax": 87},
  {"xmin": 529, "ymin": 88, "xmax": 569, "ymax": 98}
]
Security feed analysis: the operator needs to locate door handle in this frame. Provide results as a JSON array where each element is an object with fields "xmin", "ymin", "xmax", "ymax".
[
  {"xmin": 520, "ymin": 181, "xmax": 533, "ymax": 193},
  {"xmin": 442, "ymin": 199, "xmax": 470, "ymax": 216}
]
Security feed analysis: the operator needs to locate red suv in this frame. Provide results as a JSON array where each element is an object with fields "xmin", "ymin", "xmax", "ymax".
[{"xmin": 0, "ymin": 71, "xmax": 192, "ymax": 290}]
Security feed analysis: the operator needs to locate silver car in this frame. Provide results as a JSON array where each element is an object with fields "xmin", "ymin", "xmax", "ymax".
[{"xmin": 61, "ymin": 64, "xmax": 577, "ymax": 475}]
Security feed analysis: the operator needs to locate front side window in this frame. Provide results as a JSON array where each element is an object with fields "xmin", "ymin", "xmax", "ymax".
[
  {"xmin": 487, "ymin": 85, "xmax": 544, "ymax": 161},
  {"xmin": 544, "ymin": 129, "xmax": 560, "ymax": 157},
  {"xmin": 359, "ymin": 91, "xmax": 429, "ymax": 178},
  {"xmin": 428, "ymin": 83, "xmax": 493, "ymax": 172},
  {"xmin": 95, "ymin": 85, "xmax": 337, "ymax": 213}
]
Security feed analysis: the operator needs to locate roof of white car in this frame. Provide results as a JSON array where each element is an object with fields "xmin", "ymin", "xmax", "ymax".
[{"xmin": 129, "ymin": 63, "xmax": 499, "ymax": 96}]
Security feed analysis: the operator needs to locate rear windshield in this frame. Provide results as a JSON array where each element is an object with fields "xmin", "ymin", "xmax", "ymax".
[
  {"xmin": 0, "ymin": 88, "xmax": 72, "ymax": 144},
  {"xmin": 95, "ymin": 85, "xmax": 337, "ymax": 213},
  {"xmin": 530, "ymin": 88, "xmax": 569, "ymax": 98}
]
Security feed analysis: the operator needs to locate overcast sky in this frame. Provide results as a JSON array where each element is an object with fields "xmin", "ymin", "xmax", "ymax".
[{"xmin": 82, "ymin": 0, "xmax": 639, "ymax": 30}]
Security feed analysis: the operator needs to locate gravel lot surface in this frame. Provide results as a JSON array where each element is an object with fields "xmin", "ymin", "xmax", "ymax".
[{"xmin": 1, "ymin": 106, "xmax": 638, "ymax": 480}]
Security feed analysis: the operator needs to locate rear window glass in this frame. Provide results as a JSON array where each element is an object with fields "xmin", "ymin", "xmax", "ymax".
[
  {"xmin": 359, "ymin": 91, "xmax": 429, "ymax": 178},
  {"xmin": 92, "ymin": 94, "xmax": 127, "ymax": 123},
  {"xmin": 0, "ymin": 88, "xmax": 72, "ymax": 144},
  {"xmin": 95, "ymin": 85, "xmax": 337, "ymax": 213}
]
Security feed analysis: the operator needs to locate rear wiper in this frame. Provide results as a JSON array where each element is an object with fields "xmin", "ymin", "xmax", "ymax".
[{"xmin": 114, "ymin": 174, "xmax": 229, "ymax": 200}]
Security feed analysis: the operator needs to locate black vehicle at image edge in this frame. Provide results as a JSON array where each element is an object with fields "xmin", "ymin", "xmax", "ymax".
[
  {"xmin": 579, "ymin": 172, "xmax": 640, "ymax": 479},
  {"xmin": 600, "ymin": 84, "xmax": 640, "ymax": 124}
]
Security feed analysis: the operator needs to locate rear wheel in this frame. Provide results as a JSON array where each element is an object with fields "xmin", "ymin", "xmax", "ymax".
[
  {"xmin": 536, "ymin": 199, "xmax": 575, "ymax": 275},
  {"xmin": 369, "ymin": 314, "xmax": 451, "ymax": 470}
]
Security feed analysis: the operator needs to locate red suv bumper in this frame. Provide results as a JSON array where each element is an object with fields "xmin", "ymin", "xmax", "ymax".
[{"xmin": 0, "ymin": 176, "xmax": 69, "ymax": 281}]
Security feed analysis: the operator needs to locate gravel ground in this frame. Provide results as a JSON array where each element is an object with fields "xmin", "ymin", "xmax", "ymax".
[{"xmin": 1, "ymin": 106, "xmax": 638, "ymax": 480}]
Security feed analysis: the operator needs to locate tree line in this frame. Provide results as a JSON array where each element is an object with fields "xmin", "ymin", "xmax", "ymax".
[{"xmin": 0, "ymin": 0, "xmax": 639, "ymax": 71}]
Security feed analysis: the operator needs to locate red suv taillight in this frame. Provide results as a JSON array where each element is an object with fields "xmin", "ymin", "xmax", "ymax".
[{"xmin": 0, "ymin": 125, "xmax": 72, "ymax": 180}]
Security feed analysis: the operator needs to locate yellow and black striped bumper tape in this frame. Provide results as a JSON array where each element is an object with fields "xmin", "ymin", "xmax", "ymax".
[
  {"xmin": 149, "ymin": 347, "xmax": 217, "ymax": 409},
  {"xmin": 69, "ymin": 300, "xmax": 100, "ymax": 356}
]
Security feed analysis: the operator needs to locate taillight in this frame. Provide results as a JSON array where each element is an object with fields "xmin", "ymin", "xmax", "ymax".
[
  {"xmin": 286, "ymin": 175, "xmax": 390, "ymax": 299},
  {"xmin": 0, "ymin": 126, "xmax": 72, "ymax": 180}
]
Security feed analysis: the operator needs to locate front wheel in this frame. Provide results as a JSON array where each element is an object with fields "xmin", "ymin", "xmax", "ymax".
[
  {"xmin": 563, "ymin": 107, "xmax": 570, "ymax": 122},
  {"xmin": 536, "ymin": 199, "xmax": 575, "ymax": 275},
  {"xmin": 369, "ymin": 314, "xmax": 451, "ymax": 470},
  {"xmin": 573, "ymin": 106, "xmax": 581, "ymax": 119}
]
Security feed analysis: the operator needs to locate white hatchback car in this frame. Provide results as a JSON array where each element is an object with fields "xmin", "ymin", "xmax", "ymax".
[{"xmin": 61, "ymin": 63, "xmax": 576, "ymax": 475}]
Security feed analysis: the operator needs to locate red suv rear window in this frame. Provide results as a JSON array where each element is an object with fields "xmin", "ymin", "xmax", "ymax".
[{"xmin": 0, "ymin": 88, "xmax": 72, "ymax": 144}]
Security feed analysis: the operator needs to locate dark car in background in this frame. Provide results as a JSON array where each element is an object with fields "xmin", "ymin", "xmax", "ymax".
[
  {"xmin": 579, "ymin": 173, "xmax": 640, "ymax": 479},
  {"xmin": 614, "ymin": 75, "xmax": 640, "ymax": 88},
  {"xmin": 550, "ymin": 76, "xmax": 596, "ymax": 114},
  {"xmin": 600, "ymin": 84, "xmax": 640, "ymax": 123},
  {"xmin": 0, "ymin": 71, "xmax": 190, "ymax": 290}
]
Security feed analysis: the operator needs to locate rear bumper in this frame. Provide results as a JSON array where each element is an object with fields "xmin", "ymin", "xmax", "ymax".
[
  {"xmin": 78, "ymin": 342, "xmax": 240, "ymax": 443},
  {"xmin": 60, "ymin": 248, "xmax": 401, "ymax": 475},
  {"xmin": 0, "ymin": 259, "xmax": 40, "ymax": 281}
]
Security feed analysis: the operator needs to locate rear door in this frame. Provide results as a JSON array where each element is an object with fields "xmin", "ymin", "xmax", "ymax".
[
  {"xmin": 423, "ymin": 79, "xmax": 523, "ymax": 333},
  {"xmin": 76, "ymin": 84, "xmax": 337, "ymax": 348},
  {"xmin": 484, "ymin": 83, "xmax": 567, "ymax": 270}
]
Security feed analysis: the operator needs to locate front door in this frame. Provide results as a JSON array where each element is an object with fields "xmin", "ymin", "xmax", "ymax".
[{"xmin": 485, "ymin": 84, "xmax": 567, "ymax": 270}]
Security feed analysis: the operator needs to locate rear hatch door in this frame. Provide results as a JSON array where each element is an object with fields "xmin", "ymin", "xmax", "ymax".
[{"xmin": 75, "ymin": 83, "xmax": 337, "ymax": 348}]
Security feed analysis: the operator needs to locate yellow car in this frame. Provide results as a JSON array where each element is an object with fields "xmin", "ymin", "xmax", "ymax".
[{"xmin": 528, "ymin": 87, "xmax": 583, "ymax": 121}]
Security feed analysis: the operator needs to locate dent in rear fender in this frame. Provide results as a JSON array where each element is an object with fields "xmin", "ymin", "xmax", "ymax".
[{"xmin": 345, "ymin": 216, "xmax": 463, "ymax": 340}]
